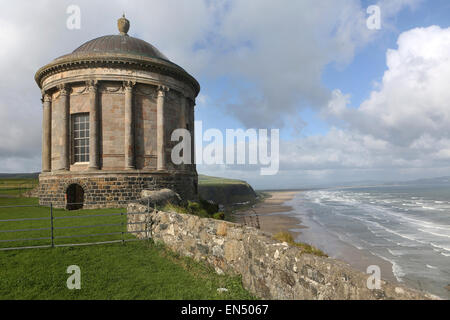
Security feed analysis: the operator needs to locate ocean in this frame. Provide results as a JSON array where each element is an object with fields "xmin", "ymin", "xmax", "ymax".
[{"xmin": 287, "ymin": 184, "xmax": 450, "ymax": 299}]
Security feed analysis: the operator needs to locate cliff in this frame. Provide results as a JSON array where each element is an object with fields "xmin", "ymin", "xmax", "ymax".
[{"xmin": 198, "ymin": 175, "xmax": 258, "ymax": 206}]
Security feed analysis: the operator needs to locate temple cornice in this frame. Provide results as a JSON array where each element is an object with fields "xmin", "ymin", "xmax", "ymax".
[{"xmin": 35, "ymin": 53, "xmax": 200, "ymax": 97}]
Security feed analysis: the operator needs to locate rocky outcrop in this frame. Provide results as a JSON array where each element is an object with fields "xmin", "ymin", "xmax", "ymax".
[
  {"xmin": 198, "ymin": 182, "xmax": 257, "ymax": 206},
  {"xmin": 139, "ymin": 189, "xmax": 182, "ymax": 207},
  {"xmin": 127, "ymin": 202, "xmax": 435, "ymax": 300}
]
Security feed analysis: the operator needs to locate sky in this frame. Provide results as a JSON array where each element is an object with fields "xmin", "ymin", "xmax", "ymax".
[{"xmin": 1, "ymin": 0, "xmax": 450, "ymax": 189}]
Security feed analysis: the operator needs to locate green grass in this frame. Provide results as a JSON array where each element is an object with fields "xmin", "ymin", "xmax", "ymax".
[
  {"xmin": 0, "ymin": 196, "xmax": 254, "ymax": 300},
  {"xmin": 0, "ymin": 241, "xmax": 254, "ymax": 300},
  {"xmin": 0, "ymin": 197, "xmax": 130, "ymax": 249},
  {"xmin": 272, "ymin": 232, "xmax": 328, "ymax": 257}
]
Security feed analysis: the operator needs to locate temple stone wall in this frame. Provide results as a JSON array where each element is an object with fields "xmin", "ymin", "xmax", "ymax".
[
  {"xmin": 39, "ymin": 172, "xmax": 198, "ymax": 209},
  {"xmin": 48, "ymin": 81, "xmax": 189, "ymax": 172},
  {"xmin": 100, "ymin": 85, "xmax": 126, "ymax": 170},
  {"xmin": 135, "ymin": 85, "xmax": 158, "ymax": 169},
  {"xmin": 127, "ymin": 203, "xmax": 435, "ymax": 300}
]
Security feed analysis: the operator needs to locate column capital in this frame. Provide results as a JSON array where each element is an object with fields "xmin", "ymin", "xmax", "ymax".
[
  {"xmin": 57, "ymin": 83, "xmax": 70, "ymax": 96},
  {"xmin": 123, "ymin": 80, "xmax": 136, "ymax": 90},
  {"xmin": 86, "ymin": 80, "xmax": 98, "ymax": 92},
  {"xmin": 41, "ymin": 93, "xmax": 52, "ymax": 104},
  {"xmin": 157, "ymin": 85, "xmax": 169, "ymax": 97},
  {"xmin": 187, "ymin": 97, "xmax": 196, "ymax": 107}
]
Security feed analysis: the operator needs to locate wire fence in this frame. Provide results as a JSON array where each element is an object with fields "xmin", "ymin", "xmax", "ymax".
[{"xmin": 0, "ymin": 203, "xmax": 151, "ymax": 251}]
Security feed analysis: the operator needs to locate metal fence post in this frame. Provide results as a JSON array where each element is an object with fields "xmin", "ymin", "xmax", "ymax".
[
  {"xmin": 50, "ymin": 203, "xmax": 54, "ymax": 248},
  {"xmin": 121, "ymin": 212, "xmax": 125, "ymax": 245}
]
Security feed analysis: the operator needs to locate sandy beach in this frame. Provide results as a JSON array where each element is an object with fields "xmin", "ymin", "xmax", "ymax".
[
  {"xmin": 234, "ymin": 190, "xmax": 401, "ymax": 284},
  {"xmin": 233, "ymin": 191, "xmax": 305, "ymax": 238}
]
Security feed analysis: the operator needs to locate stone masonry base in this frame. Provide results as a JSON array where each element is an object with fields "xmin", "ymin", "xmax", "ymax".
[{"xmin": 39, "ymin": 171, "xmax": 198, "ymax": 209}]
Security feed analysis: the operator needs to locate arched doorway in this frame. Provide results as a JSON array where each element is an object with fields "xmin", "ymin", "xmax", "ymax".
[{"xmin": 66, "ymin": 184, "xmax": 84, "ymax": 210}]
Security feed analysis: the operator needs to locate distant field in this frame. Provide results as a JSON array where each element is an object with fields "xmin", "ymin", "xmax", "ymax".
[
  {"xmin": 198, "ymin": 174, "xmax": 248, "ymax": 186},
  {"xmin": 0, "ymin": 195, "xmax": 253, "ymax": 299},
  {"xmin": 0, "ymin": 178, "xmax": 38, "ymax": 196}
]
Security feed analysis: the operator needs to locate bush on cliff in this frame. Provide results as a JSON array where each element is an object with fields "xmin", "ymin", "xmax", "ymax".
[
  {"xmin": 272, "ymin": 232, "xmax": 328, "ymax": 257},
  {"xmin": 162, "ymin": 199, "xmax": 225, "ymax": 221}
]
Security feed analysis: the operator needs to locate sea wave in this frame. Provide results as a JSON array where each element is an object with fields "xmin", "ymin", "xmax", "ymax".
[
  {"xmin": 376, "ymin": 253, "xmax": 406, "ymax": 282},
  {"xmin": 430, "ymin": 242, "xmax": 450, "ymax": 252}
]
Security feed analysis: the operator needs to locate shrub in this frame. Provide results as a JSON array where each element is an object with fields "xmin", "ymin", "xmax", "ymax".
[
  {"xmin": 212, "ymin": 212, "xmax": 225, "ymax": 220},
  {"xmin": 199, "ymin": 199, "xmax": 219, "ymax": 215},
  {"xmin": 162, "ymin": 201, "xmax": 223, "ymax": 220},
  {"xmin": 272, "ymin": 232, "xmax": 328, "ymax": 257}
]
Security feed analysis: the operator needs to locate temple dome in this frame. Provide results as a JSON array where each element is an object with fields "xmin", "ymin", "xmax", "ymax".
[
  {"xmin": 35, "ymin": 15, "xmax": 200, "ymax": 96},
  {"xmin": 71, "ymin": 34, "xmax": 170, "ymax": 61}
]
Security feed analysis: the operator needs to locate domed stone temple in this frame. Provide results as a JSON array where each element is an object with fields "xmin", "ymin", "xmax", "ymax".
[{"xmin": 36, "ymin": 16, "xmax": 199, "ymax": 209}]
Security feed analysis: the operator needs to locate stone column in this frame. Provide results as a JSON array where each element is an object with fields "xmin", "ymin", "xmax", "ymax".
[
  {"xmin": 87, "ymin": 80, "xmax": 99, "ymax": 170},
  {"xmin": 188, "ymin": 98, "xmax": 196, "ymax": 170},
  {"xmin": 124, "ymin": 81, "xmax": 136, "ymax": 170},
  {"xmin": 180, "ymin": 95, "xmax": 187, "ymax": 129},
  {"xmin": 41, "ymin": 93, "xmax": 52, "ymax": 172},
  {"xmin": 179, "ymin": 95, "xmax": 188, "ymax": 170},
  {"xmin": 59, "ymin": 84, "xmax": 70, "ymax": 171},
  {"xmin": 157, "ymin": 85, "xmax": 169, "ymax": 171}
]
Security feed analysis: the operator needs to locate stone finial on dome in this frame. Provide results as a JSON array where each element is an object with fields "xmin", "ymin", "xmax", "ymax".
[{"xmin": 118, "ymin": 14, "xmax": 130, "ymax": 35}]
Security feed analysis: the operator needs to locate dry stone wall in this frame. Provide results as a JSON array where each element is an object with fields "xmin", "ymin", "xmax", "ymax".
[{"xmin": 128, "ymin": 202, "xmax": 435, "ymax": 300}]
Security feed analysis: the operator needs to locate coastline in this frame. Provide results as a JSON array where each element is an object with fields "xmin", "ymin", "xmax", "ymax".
[
  {"xmin": 233, "ymin": 191, "xmax": 306, "ymax": 238},
  {"xmin": 234, "ymin": 190, "xmax": 401, "ymax": 285}
]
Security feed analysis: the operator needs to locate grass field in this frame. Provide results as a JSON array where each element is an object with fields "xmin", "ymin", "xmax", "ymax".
[
  {"xmin": 0, "ymin": 181, "xmax": 254, "ymax": 300},
  {"xmin": 0, "ymin": 241, "xmax": 254, "ymax": 300},
  {"xmin": 198, "ymin": 174, "xmax": 249, "ymax": 186}
]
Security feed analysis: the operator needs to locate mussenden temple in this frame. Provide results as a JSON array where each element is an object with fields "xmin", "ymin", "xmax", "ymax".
[{"xmin": 35, "ymin": 15, "xmax": 200, "ymax": 210}]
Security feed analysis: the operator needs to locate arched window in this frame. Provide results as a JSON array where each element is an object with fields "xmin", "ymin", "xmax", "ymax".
[{"xmin": 72, "ymin": 113, "xmax": 90, "ymax": 163}]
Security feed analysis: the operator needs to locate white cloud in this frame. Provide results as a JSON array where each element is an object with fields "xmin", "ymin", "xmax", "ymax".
[
  {"xmin": 268, "ymin": 25, "xmax": 450, "ymax": 186},
  {"xmin": 328, "ymin": 25, "xmax": 450, "ymax": 145}
]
